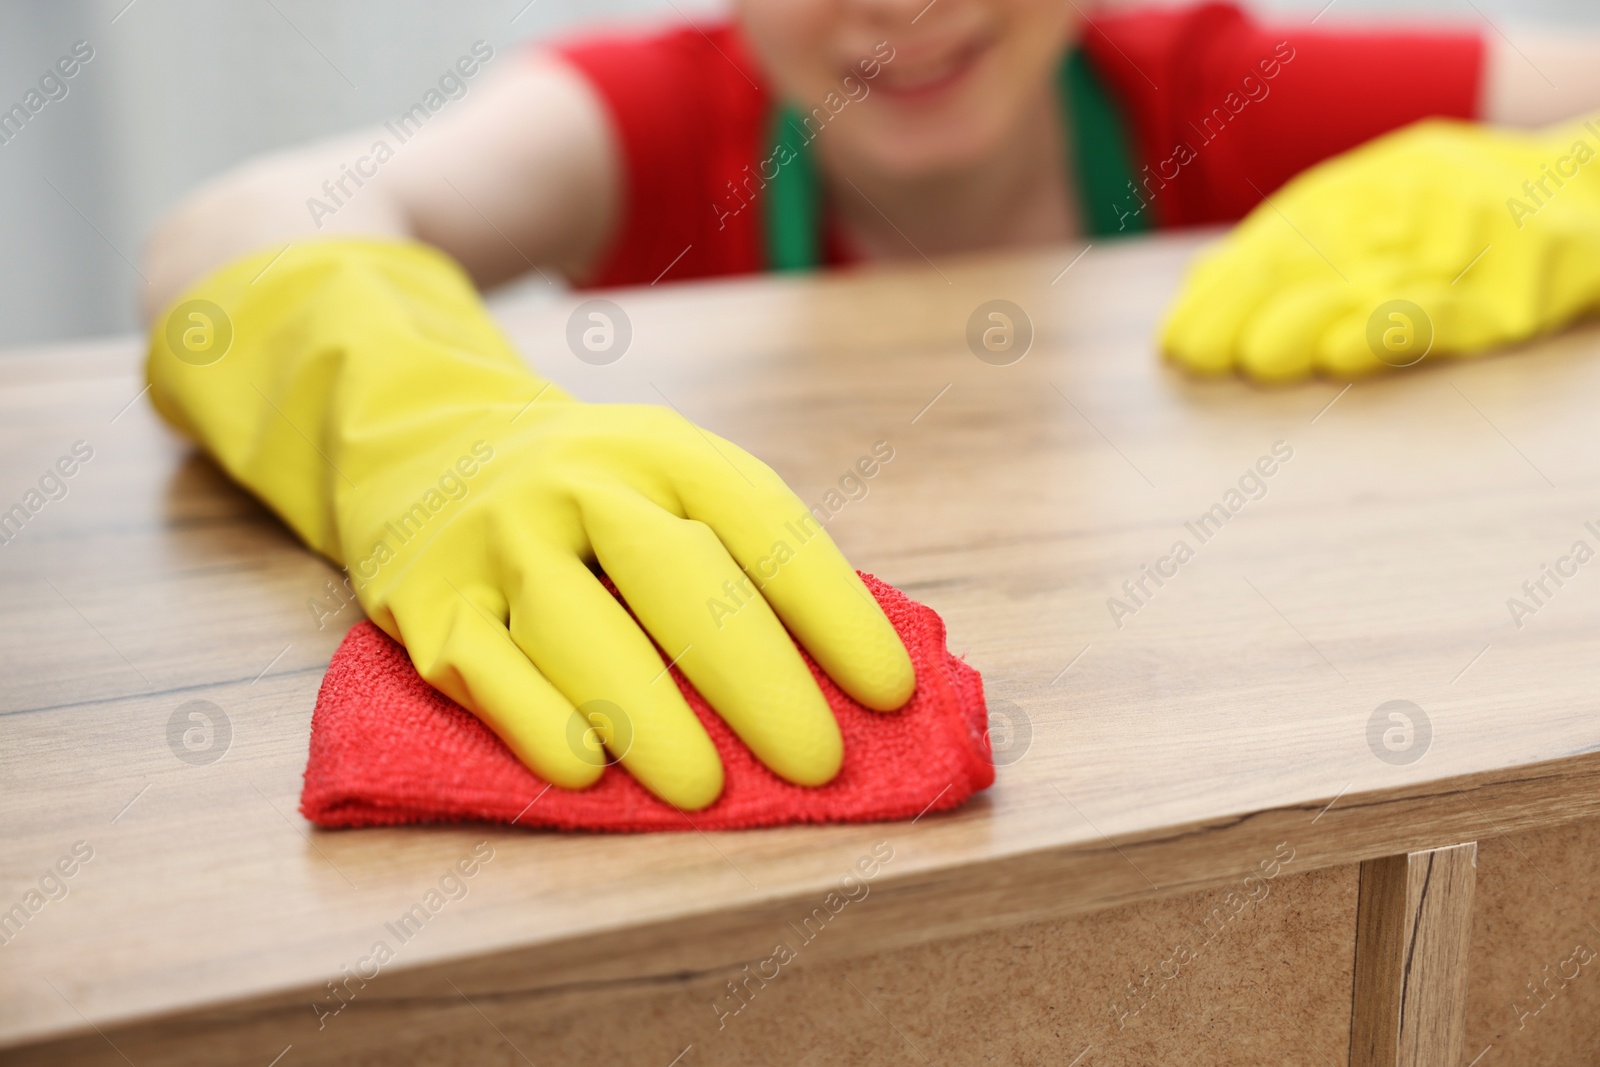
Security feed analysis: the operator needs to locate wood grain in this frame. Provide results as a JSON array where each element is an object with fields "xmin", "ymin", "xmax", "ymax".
[
  {"xmin": 1350, "ymin": 843, "xmax": 1478, "ymax": 1067},
  {"xmin": 6, "ymin": 235, "xmax": 1600, "ymax": 1060},
  {"xmin": 4, "ymin": 858, "xmax": 1362, "ymax": 1066}
]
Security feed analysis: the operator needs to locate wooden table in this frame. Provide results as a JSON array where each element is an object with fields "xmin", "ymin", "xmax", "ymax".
[{"xmin": 4, "ymin": 234, "xmax": 1600, "ymax": 1066}]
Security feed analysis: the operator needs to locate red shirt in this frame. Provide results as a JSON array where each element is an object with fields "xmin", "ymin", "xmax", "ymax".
[{"xmin": 555, "ymin": 3, "xmax": 1484, "ymax": 288}]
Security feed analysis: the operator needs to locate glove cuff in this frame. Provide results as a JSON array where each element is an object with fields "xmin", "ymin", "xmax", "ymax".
[{"xmin": 146, "ymin": 237, "xmax": 569, "ymax": 560}]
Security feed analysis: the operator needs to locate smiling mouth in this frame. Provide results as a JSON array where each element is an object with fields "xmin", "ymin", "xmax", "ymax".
[{"xmin": 871, "ymin": 35, "xmax": 992, "ymax": 103}]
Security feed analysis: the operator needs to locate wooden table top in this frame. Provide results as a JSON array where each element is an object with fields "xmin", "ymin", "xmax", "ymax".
[{"xmin": 5, "ymin": 233, "xmax": 1600, "ymax": 1051}]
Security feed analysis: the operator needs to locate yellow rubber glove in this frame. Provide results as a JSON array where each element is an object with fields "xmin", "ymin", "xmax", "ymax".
[
  {"xmin": 147, "ymin": 239, "xmax": 915, "ymax": 810},
  {"xmin": 1162, "ymin": 116, "xmax": 1600, "ymax": 382}
]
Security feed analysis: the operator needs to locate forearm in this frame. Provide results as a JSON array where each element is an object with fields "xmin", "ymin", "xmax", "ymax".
[
  {"xmin": 140, "ymin": 134, "xmax": 413, "ymax": 324},
  {"xmin": 1484, "ymin": 29, "xmax": 1600, "ymax": 128},
  {"xmin": 141, "ymin": 57, "xmax": 619, "ymax": 325}
]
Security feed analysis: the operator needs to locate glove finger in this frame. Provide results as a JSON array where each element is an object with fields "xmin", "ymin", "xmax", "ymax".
[
  {"xmin": 1237, "ymin": 278, "xmax": 1361, "ymax": 383},
  {"xmin": 670, "ymin": 441, "xmax": 915, "ymax": 713},
  {"xmin": 1314, "ymin": 302, "xmax": 1392, "ymax": 378},
  {"xmin": 1415, "ymin": 282, "xmax": 1525, "ymax": 360},
  {"xmin": 1318, "ymin": 288, "xmax": 1442, "ymax": 377},
  {"xmin": 384, "ymin": 578, "xmax": 602, "ymax": 792},
  {"xmin": 505, "ymin": 547, "xmax": 727, "ymax": 811},
  {"xmin": 1161, "ymin": 247, "xmax": 1282, "ymax": 375},
  {"xmin": 582, "ymin": 488, "xmax": 847, "ymax": 791}
]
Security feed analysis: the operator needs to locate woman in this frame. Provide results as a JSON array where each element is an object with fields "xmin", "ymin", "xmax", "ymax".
[{"xmin": 141, "ymin": 1, "xmax": 1600, "ymax": 808}]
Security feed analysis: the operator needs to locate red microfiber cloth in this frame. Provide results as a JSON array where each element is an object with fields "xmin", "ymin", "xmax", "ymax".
[{"xmin": 300, "ymin": 573, "xmax": 993, "ymax": 832}]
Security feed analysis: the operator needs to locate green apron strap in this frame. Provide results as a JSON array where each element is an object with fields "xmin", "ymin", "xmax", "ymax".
[
  {"xmin": 765, "ymin": 105, "xmax": 822, "ymax": 272},
  {"xmin": 1060, "ymin": 47, "xmax": 1149, "ymax": 236},
  {"xmin": 760, "ymin": 46, "xmax": 1146, "ymax": 271}
]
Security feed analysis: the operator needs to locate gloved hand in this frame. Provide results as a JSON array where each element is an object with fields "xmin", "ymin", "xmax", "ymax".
[
  {"xmin": 1162, "ymin": 116, "xmax": 1600, "ymax": 382},
  {"xmin": 147, "ymin": 239, "xmax": 915, "ymax": 810}
]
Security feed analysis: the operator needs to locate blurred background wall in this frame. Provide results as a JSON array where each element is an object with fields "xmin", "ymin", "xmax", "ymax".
[{"xmin": 1, "ymin": 0, "xmax": 1596, "ymax": 350}]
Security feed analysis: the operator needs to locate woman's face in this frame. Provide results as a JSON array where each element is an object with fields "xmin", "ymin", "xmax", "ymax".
[{"xmin": 733, "ymin": 0, "xmax": 1078, "ymax": 177}]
